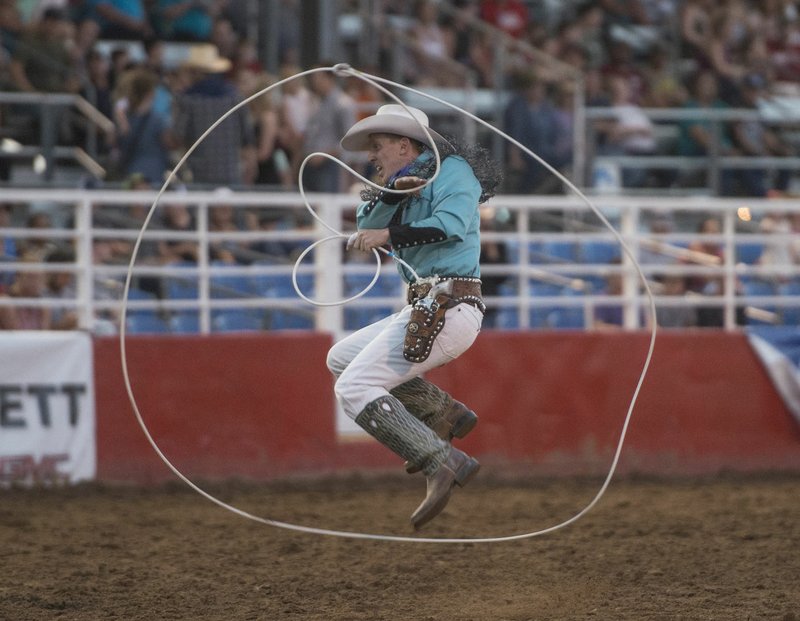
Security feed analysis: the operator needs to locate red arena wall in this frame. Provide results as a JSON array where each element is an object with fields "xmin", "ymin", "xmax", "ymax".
[
  {"xmin": 94, "ymin": 334, "xmax": 337, "ymax": 483},
  {"xmin": 94, "ymin": 332, "xmax": 800, "ymax": 484}
]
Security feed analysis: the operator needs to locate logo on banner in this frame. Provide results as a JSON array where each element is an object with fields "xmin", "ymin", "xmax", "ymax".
[{"xmin": 1, "ymin": 383, "xmax": 89, "ymax": 484}]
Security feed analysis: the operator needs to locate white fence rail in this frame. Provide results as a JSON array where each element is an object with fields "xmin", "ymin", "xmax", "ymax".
[{"xmin": 1, "ymin": 189, "xmax": 799, "ymax": 335}]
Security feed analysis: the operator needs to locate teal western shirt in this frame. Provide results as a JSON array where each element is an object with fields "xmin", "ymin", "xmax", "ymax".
[{"xmin": 357, "ymin": 152, "xmax": 482, "ymax": 284}]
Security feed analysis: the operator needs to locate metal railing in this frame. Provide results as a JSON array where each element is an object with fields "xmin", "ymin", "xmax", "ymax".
[
  {"xmin": 2, "ymin": 189, "xmax": 799, "ymax": 335},
  {"xmin": 0, "ymin": 92, "xmax": 114, "ymax": 181},
  {"xmin": 585, "ymin": 106, "xmax": 800, "ymax": 194}
]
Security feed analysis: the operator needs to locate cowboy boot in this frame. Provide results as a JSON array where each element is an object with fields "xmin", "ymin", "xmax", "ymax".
[
  {"xmin": 355, "ymin": 393, "xmax": 450, "ymax": 481},
  {"xmin": 355, "ymin": 395, "xmax": 480, "ymax": 530},
  {"xmin": 391, "ymin": 378, "xmax": 478, "ymax": 474},
  {"xmin": 410, "ymin": 446, "xmax": 481, "ymax": 530}
]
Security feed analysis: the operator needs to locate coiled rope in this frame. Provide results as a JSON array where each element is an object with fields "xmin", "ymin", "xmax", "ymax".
[{"xmin": 119, "ymin": 64, "xmax": 657, "ymax": 543}]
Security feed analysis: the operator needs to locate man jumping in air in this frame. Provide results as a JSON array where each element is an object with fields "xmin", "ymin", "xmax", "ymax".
[{"xmin": 326, "ymin": 103, "xmax": 500, "ymax": 529}]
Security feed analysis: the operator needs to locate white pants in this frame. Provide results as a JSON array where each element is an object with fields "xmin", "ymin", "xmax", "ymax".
[{"xmin": 327, "ymin": 303, "xmax": 483, "ymax": 418}]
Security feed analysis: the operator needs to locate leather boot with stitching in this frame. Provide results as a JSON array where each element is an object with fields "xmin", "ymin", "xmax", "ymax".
[
  {"xmin": 405, "ymin": 400, "xmax": 477, "ymax": 474},
  {"xmin": 410, "ymin": 446, "xmax": 480, "ymax": 530}
]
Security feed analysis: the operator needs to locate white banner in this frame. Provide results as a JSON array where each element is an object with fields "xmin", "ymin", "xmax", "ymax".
[
  {"xmin": 748, "ymin": 330, "xmax": 800, "ymax": 427},
  {"xmin": 0, "ymin": 331, "xmax": 95, "ymax": 485}
]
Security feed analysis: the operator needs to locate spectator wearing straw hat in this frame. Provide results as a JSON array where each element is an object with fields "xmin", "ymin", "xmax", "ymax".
[{"xmin": 173, "ymin": 43, "xmax": 255, "ymax": 187}]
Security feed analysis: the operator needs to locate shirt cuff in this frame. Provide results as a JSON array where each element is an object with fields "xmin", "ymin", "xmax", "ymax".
[{"xmin": 388, "ymin": 225, "xmax": 447, "ymax": 249}]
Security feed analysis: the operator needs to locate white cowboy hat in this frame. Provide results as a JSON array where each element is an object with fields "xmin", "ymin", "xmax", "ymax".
[
  {"xmin": 182, "ymin": 44, "xmax": 232, "ymax": 73},
  {"xmin": 340, "ymin": 104, "xmax": 450, "ymax": 151}
]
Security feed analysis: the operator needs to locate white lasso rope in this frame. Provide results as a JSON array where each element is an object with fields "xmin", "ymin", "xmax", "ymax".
[{"xmin": 119, "ymin": 64, "xmax": 657, "ymax": 543}]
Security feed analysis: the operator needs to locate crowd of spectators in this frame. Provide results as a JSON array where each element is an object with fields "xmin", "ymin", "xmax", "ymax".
[
  {"xmin": 0, "ymin": 1, "xmax": 799, "ymax": 332},
  {"xmin": 361, "ymin": 0, "xmax": 798, "ymax": 196},
  {"xmin": 1, "ymin": 1, "xmax": 797, "ymax": 193},
  {"xmin": 489, "ymin": 0, "xmax": 797, "ymax": 196}
]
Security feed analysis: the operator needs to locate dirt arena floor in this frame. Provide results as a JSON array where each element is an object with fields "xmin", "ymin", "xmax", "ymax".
[{"xmin": 1, "ymin": 472, "xmax": 798, "ymax": 621}]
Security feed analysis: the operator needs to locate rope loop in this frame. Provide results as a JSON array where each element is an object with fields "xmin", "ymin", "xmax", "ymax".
[{"xmin": 118, "ymin": 64, "xmax": 657, "ymax": 544}]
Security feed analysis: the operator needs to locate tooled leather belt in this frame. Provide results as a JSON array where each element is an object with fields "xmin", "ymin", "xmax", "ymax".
[{"xmin": 407, "ymin": 276, "xmax": 486, "ymax": 314}]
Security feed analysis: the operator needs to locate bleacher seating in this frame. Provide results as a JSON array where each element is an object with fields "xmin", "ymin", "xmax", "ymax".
[
  {"xmin": 212, "ymin": 309, "xmax": 263, "ymax": 332},
  {"xmin": 343, "ymin": 271, "xmax": 403, "ymax": 331},
  {"xmin": 741, "ymin": 277, "xmax": 779, "ymax": 326},
  {"xmin": 780, "ymin": 279, "xmax": 800, "ymax": 325},
  {"xmin": 126, "ymin": 313, "xmax": 170, "ymax": 334},
  {"xmin": 542, "ymin": 240, "xmax": 578, "ymax": 264},
  {"xmin": 527, "ymin": 280, "xmax": 588, "ymax": 329},
  {"xmin": 125, "ymin": 288, "xmax": 170, "ymax": 334},
  {"xmin": 736, "ymin": 243, "xmax": 765, "ymax": 265},
  {"xmin": 164, "ymin": 261, "xmax": 199, "ymax": 300},
  {"xmin": 549, "ymin": 287, "xmax": 586, "ymax": 329},
  {"xmin": 170, "ymin": 311, "xmax": 200, "ymax": 333},
  {"xmin": 528, "ymin": 241, "xmax": 579, "ymax": 264},
  {"xmin": 257, "ymin": 272, "xmax": 314, "ymax": 330},
  {"xmin": 206, "ymin": 262, "xmax": 265, "ymax": 332},
  {"xmin": 580, "ymin": 240, "xmax": 621, "ymax": 264}
]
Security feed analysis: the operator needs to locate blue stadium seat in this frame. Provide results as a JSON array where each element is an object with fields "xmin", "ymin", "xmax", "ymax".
[
  {"xmin": 249, "ymin": 259, "xmax": 283, "ymax": 293},
  {"xmin": 779, "ymin": 278, "xmax": 800, "ymax": 296},
  {"xmin": 489, "ymin": 282, "xmax": 519, "ymax": 329},
  {"xmin": 164, "ymin": 261, "xmax": 199, "ymax": 299},
  {"xmin": 735, "ymin": 242, "xmax": 764, "ymax": 265},
  {"xmin": 504, "ymin": 239, "xmax": 520, "ymax": 265},
  {"xmin": 497, "ymin": 282, "xmax": 517, "ymax": 296},
  {"xmin": 344, "ymin": 272, "xmax": 380, "ymax": 297},
  {"xmin": 528, "ymin": 281, "xmax": 588, "ymax": 329},
  {"xmin": 529, "ymin": 306, "xmax": 554, "ymax": 328},
  {"xmin": 782, "ymin": 307, "xmax": 800, "ymax": 326},
  {"xmin": 125, "ymin": 288, "xmax": 170, "ymax": 334},
  {"xmin": 742, "ymin": 278, "xmax": 778, "ymax": 326},
  {"xmin": 581, "ymin": 275, "xmax": 607, "ymax": 293},
  {"xmin": 210, "ymin": 262, "xmax": 254, "ymax": 299},
  {"xmin": 126, "ymin": 312, "xmax": 170, "ymax": 334},
  {"xmin": 209, "ymin": 266, "xmax": 259, "ymax": 331},
  {"xmin": 253, "ymin": 268, "xmax": 315, "ymax": 330},
  {"xmin": 779, "ymin": 279, "xmax": 800, "ymax": 325},
  {"xmin": 542, "ymin": 240, "xmax": 577, "ymax": 263},
  {"xmin": 580, "ymin": 240, "xmax": 620, "ymax": 264},
  {"xmin": 529, "ymin": 281, "xmax": 563, "ymax": 297},
  {"xmin": 529, "ymin": 240, "xmax": 577, "ymax": 264},
  {"xmin": 527, "ymin": 241, "xmax": 545, "ymax": 263},
  {"xmin": 379, "ymin": 271, "xmax": 405, "ymax": 297},
  {"xmin": 343, "ymin": 272, "xmax": 398, "ymax": 330},
  {"xmin": 344, "ymin": 270, "xmax": 403, "ymax": 299},
  {"xmin": 742, "ymin": 278, "xmax": 777, "ymax": 297},
  {"xmin": 256, "ymin": 272, "xmax": 314, "ymax": 299},
  {"xmin": 547, "ymin": 287, "xmax": 586, "ymax": 329},
  {"xmin": 494, "ymin": 310, "xmax": 519, "ymax": 329},
  {"xmin": 528, "ymin": 281, "xmax": 561, "ymax": 327},
  {"xmin": 546, "ymin": 307, "xmax": 585, "ymax": 329},
  {"xmin": 212, "ymin": 309, "xmax": 264, "ymax": 332},
  {"xmin": 344, "ymin": 308, "xmax": 385, "ymax": 330},
  {"xmin": 268, "ymin": 310, "xmax": 314, "ymax": 330},
  {"xmin": 170, "ymin": 311, "xmax": 199, "ymax": 333},
  {"xmin": 127, "ymin": 286, "xmax": 155, "ymax": 302}
]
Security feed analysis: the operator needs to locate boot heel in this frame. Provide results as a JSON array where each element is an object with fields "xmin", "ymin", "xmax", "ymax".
[
  {"xmin": 450, "ymin": 410, "xmax": 477, "ymax": 439},
  {"xmin": 454, "ymin": 457, "xmax": 480, "ymax": 487}
]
